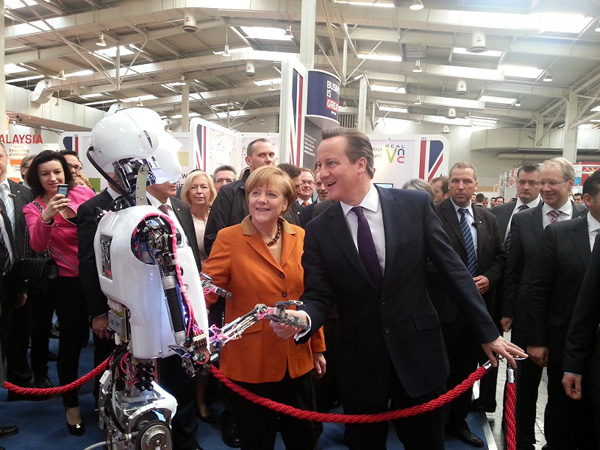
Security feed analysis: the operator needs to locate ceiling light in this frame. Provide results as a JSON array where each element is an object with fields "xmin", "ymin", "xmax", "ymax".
[
  {"xmin": 456, "ymin": 79, "xmax": 467, "ymax": 95},
  {"xmin": 371, "ymin": 85, "xmax": 406, "ymax": 94},
  {"xmin": 96, "ymin": 33, "xmax": 107, "ymax": 47},
  {"xmin": 414, "ymin": 96, "xmax": 422, "ymax": 105},
  {"xmin": 57, "ymin": 69, "xmax": 66, "ymax": 80},
  {"xmin": 5, "ymin": 64, "xmax": 27, "ymax": 74},
  {"xmin": 409, "ymin": 0, "xmax": 424, "ymax": 11},
  {"xmin": 412, "ymin": 59, "xmax": 422, "ymax": 73},
  {"xmin": 333, "ymin": 1, "xmax": 395, "ymax": 7},
  {"xmin": 442, "ymin": 125, "xmax": 451, "ymax": 134},
  {"xmin": 260, "ymin": 118, "xmax": 265, "ymax": 125},
  {"xmin": 514, "ymin": 101, "xmax": 521, "ymax": 107},
  {"xmin": 595, "ymin": 18, "xmax": 600, "ymax": 32},
  {"xmin": 357, "ymin": 53, "xmax": 402, "ymax": 62},
  {"xmin": 213, "ymin": 46, "xmax": 253, "ymax": 55},
  {"xmin": 284, "ymin": 25, "xmax": 293, "ymax": 38},
  {"xmin": 499, "ymin": 65, "xmax": 544, "ymax": 80},
  {"xmin": 447, "ymin": 107, "xmax": 457, "ymax": 119},
  {"xmin": 452, "ymin": 47, "xmax": 503, "ymax": 58},
  {"xmin": 5, "ymin": 74, "xmax": 44, "ymax": 83},
  {"xmin": 241, "ymin": 26, "xmax": 294, "ymax": 41},
  {"xmin": 94, "ymin": 46, "xmax": 134, "ymax": 57},
  {"xmin": 223, "ymin": 44, "xmax": 231, "ymax": 57},
  {"xmin": 254, "ymin": 78, "xmax": 282, "ymax": 87},
  {"xmin": 379, "ymin": 106, "xmax": 408, "ymax": 113},
  {"xmin": 543, "ymin": 72, "xmax": 553, "ymax": 82},
  {"xmin": 479, "ymin": 95, "xmax": 517, "ymax": 105}
]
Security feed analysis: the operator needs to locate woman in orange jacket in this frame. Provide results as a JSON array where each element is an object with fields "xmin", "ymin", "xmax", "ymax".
[{"xmin": 203, "ymin": 165, "xmax": 325, "ymax": 450}]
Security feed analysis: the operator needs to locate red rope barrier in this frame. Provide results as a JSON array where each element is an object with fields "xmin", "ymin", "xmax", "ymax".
[
  {"xmin": 505, "ymin": 378, "xmax": 517, "ymax": 450},
  {"xmin": 208, "ymin": 364, "xmax": 490, "ymax": 423},
  {"xmin": 2, "ymin": 357, "xmax": 110, "ymax": 397}
]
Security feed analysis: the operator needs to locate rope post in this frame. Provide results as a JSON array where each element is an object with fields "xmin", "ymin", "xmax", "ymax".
[{"xmin": 505, "ymin": 364, "xmax": 517, "ymax": 450}]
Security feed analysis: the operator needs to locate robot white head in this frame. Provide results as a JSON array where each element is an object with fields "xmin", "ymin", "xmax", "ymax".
[{"xmin": 88, "ymin": 107, "xmax": 182, "ymax": 203}]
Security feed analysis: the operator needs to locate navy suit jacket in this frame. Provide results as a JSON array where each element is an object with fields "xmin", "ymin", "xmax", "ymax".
[
  {"xmin": 429, "ymin": 198, "xmax": 505, "ymax": 322},
  {"xmin": 299, "ymin": 187, "xmax": 499, "ymax": 401}
]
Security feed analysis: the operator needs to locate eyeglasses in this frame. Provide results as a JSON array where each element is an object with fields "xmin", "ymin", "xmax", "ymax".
[
  {"xmin": 300, "ymin": 180, "xmax": 315, "ymax": 185},
  {"xmin": 539, "ymin": 180, "xmax": 569, "ymax": 187},
  {"xmin": 68, "ymin": 164, "xmax": 82, "ymax": 172},
  {"xmin": 517, "ymin": 180, "xmax": 539, "ymax": 186}
]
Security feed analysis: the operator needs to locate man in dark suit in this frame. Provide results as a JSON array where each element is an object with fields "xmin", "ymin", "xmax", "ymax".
[
  {"xmin": 0, "ymin": 143, "xmax": 34, "ymax": 394},
  {"xmin": 480, "ymin": 163, "xmax": 541, "ymax": 413},
  {"xmin": 526, "ymin": 170, "xmax": 600, "ymax": 449},
  {"xmin": 502, "ymin": 157, "xmax": 587, "ymax": 450},
  {"xmin": 429, "ymin": 161, "xmax": 505, "ymax": 447},
  {"xmin": 492, "ymin": 164, "xmax": 541, "ymax": 242},
  {"xmin": 272, "ymin": 128, "xmax": 525, "ymax": 450},
  {"xmin": 563, "ymin": 227, "xmax": 600, "ymax": 448}
]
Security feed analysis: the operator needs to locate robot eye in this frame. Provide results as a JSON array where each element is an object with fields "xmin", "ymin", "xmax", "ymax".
[{"xmin": 143, "ymin": 130, "xmax": 153, "ymax": 147}]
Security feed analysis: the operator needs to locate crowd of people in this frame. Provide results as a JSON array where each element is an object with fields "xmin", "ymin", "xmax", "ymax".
[{"xmin": 1, "ymin": 126, "xmax": 600, "ymax": 450}]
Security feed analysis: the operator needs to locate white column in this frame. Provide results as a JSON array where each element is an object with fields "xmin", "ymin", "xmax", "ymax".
[
  {"xmin": 181, "ymin": 81, "xmax": 190, "ymax": 132},
  {"xmin": 299, "ymin": 0, "xmax": 316, "ymax": 69},
  {"xmin": 357, "ymin": 76, "xmax": 368, "ymax": 132},
  {"xmin": 563, "ymin": 93, "xmax": 578, "ymax": 162}
]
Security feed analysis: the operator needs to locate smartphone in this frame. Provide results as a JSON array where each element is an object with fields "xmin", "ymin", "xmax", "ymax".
[{"xmin": 57, "ymin": 184, "xmax": 69, "ymax": 197}]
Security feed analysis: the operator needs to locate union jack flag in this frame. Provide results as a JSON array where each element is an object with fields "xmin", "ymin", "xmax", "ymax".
[{"xmin": 418, "ymin": 138, "xmax": 444, "ymax": 182}]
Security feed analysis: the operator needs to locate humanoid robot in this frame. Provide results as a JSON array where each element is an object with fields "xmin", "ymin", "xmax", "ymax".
[{"xmin": 87, "ymin": 108, "xmax": 307, "ymax": 450}]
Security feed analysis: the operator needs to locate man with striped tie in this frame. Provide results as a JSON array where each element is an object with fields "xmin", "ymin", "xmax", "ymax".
[
  {"xmin": 0, "ymin": 143, "xmax": 34, "ymax": 398},
  {"xmin": 502, "ymin": 157, "xmax": 587, "ymax": 450},
  {"xmin": 428, "ymin": 161, "xmax": 506, "ymax": 447}
]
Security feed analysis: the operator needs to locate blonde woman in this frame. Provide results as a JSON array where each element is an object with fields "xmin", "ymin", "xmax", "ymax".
[
  {"xmin": 180, "ymin": 170, "xmax": 217, "ymax": 265},
  {"xmin": 180, "ymin": 169, "xmax": 217, "ymax": 421}
]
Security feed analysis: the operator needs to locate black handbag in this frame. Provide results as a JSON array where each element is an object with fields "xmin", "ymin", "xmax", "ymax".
[
  {"xmin": 18, "ymin": 201, "xmax": 59, "ymax": 293},
  {"xmin": 17, "ymin": 257, "xmax": 58, "ymax": 292}
]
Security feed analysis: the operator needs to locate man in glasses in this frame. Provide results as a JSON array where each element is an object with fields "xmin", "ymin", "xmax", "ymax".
[
  {"xmin": 501, "ymin": 157, "xmax": 587, "ymax": 450},
  {"xmin": 213, "ymin": 165, "xmax": 237, "ymax": 193}
]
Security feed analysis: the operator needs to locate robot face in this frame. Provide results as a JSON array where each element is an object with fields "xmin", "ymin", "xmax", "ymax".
[{"xmin": 90, "ymin": 107, "xmax": 182, "ymax": 185}]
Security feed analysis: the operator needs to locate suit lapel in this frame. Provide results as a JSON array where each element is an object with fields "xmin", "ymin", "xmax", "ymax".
[
  {"xmin": 529, "ymin": 205, "xmax": 545, "ymax": 241},
  {"xmin": 472, "ymin": 206, "xmax": 487, "ymax": 260},
  {"xmin": 571, "ymin": 217, "xmax": 591, "ymax": 268},
  {"xmin": 440, "ymin": 199, "xmax": 465, "ymax": 249},
  {"xmin": 326, "ymin": 202, "xmax": 371, "ymax": 285}
]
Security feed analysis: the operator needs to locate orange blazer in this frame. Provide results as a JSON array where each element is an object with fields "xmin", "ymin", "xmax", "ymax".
[{"xmin": 203, "ymin": 216, "xmax": 325, "ymax": 384}]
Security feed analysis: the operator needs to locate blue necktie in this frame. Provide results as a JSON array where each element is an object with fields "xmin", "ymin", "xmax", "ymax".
[
  {"xmin": 351, "ymin": 206, "xmax": 383, "ymax": 291},
  {"xmin": 458, "ymin": 208, "xmax": 477, "ymax": 276}
]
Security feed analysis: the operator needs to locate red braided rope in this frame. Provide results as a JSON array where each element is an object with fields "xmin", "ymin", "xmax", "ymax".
[
  {"xmin": 2, "ymin": 357, "xmax": 110, "ymax": 396},
  {"xmin": 208, "ymin": 364, "xmax": 489, "ymax": 423},
  {"xmin": 505, "ymin": 379, "xmax": 517, "ymax": 450}
]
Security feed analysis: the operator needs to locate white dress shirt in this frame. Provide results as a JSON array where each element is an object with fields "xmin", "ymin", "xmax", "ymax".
[
  {"xmin": 542, "ymin": 200, "xmax": 573, "ymax": 229},
  {"xmin": 339, "ymin": 184, "xmax": 386, "ymax": 274},
  {"xmin": 450, "ymin": 199, "xmax": 478, "ymax": 252}
]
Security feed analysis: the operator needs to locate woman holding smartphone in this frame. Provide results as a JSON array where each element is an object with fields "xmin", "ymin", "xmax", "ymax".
[{"xmin": 23, "ymin": 150, "xmax": 95, "ymax": 436}]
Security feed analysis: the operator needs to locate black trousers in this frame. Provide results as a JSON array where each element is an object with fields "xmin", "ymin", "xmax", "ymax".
[
  {"xmin": 545, "ymin": 363, "xmax": 597, "ymax": 449},
  {"xmin": 30, "ymin": 289, "xmax": 54, "ymax": 380},
  {"xmin": 511, "ymin": 328, "xmax": 543, "ymax": 450},
  {"xmin": 51, "ymin": 276, "xmax": 90, "ymax": 408},
  {"xmin": 0, "ymin": 298, "xmax": 32, "ymax": 386},
  {"xmin": 441, "ymin": 320, "xmax": 480, "ymax": 432},
  {"xmin": 233, "ymin": 370, "xmax": 318, "ymax": 450},
  {"xmin": 158, "ymin": 355, "xmax": 200, "ymax": 450},
  {"xmin": 342, "ymin": 364, "xmax": 445, "ymax": 450}
]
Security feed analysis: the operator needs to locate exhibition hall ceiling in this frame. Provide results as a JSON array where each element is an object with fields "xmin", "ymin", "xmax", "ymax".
[{"xmin": 5, "ymin": 0, "xmax": 600, "ymax": 135}]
